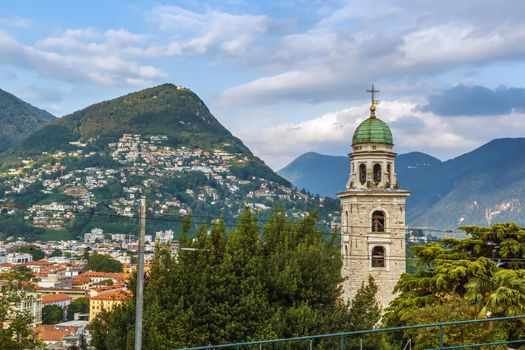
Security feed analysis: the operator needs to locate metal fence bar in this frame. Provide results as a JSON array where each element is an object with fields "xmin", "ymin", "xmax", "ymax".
[
  {"xmin": 439, "ymin": 324, "xmax": 444, "ymax": 349},
  {"xmin": 174, "ymin": 315, "xmax": 525, "ymax": 350},
  {"xmin": 426, "ymin": 338, "xmax": 525, "ymax": 350}
]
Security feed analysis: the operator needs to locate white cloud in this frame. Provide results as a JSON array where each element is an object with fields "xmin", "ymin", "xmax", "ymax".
[
  {"xmin": 216, "ymin": 2, "xmax": 525, "ymax": 107},
  {"xmin": 149, "ymin": 5, "xmax": 270, "ymax": 56},
  {"xmin": 397, "ymin": 23, "xmax": 525, "ymax": 68},
  {"xmin": 0, "ymin": 29, "xmax": 164, "ymax": 86},
  {"xmin": 237, "ymin": 99, "xmax": 525, "ymax": 169}
]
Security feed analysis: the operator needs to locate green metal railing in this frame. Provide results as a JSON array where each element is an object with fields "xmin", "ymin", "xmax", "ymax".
[{"xmin": 175, "ymin": 315, "xmax": 525, "ymax": 350}]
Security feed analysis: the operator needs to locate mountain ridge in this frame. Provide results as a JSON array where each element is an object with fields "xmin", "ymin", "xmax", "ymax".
[
  {"xmin": 7, "ymin": 83, "xmax": 250, "ymax": 158},
  {"xmin": 0, "ymin": 88, "xmax": 55, "ymax": 153},
  {"xmin": 279, "ymin": 139, "xmax": 525, "ymax": 227}
]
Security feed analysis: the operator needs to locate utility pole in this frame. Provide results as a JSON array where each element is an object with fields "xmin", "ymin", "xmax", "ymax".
[{"xmin": 135, "ymin": 197, "xmax": 146, "ymax": 350}]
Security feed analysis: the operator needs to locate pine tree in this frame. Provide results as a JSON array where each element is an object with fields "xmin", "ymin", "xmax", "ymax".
[{"xmin": 349, "ymin": 275, "xmax": 381, "ymax": 330}]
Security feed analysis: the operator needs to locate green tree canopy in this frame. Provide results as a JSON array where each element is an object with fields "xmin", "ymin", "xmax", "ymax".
[
  {"xmin": 48, "ymin": 249, "xmax": 62, "ymax": 258},
  {"xmin": 42, "ymin": 305, "xmax": 63, "ymax": 324},
  {"xmin": 384, "ymin": 222, "xmax": 525, "ymax": 348},
  {"xmin": 66, "ymin": 297, "xmax": 89, "ymax": 321},
  {"xmin": 87, "ymin": 253, "xmax": 123, "ymax": 273},
  {"xmin": 91, "ymin": 209, "xmax": 358, "ymax": 350},
  {"xmin": 17, "ymin": 245, "xmax": 45, "ymax": 261}
]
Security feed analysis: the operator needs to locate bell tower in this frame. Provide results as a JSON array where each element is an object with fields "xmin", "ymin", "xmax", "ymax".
[{"xmin": 338, "ymin": 85, "xmax": 410, "ymax": 309}]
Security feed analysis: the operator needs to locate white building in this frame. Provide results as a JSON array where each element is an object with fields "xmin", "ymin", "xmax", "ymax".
[
  {"xmin": 155, "ymin": 230, "xmax": 174, "ymax": 244},
  {"xmin": 84, "ymin": 228, "xmax": 104, "ymax": 243},
  {"xmin": 111, "ymin": 233, "xmax": 127, "ymax": 242},
  {"xmin": 7, "ymin": 253, "xmax": 33, "ymax": 263}
]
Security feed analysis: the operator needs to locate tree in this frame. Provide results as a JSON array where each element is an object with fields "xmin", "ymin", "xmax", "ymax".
[
  {"xmin": 349, "ymin": 276, "xmax": 381, "ymax": 330},
  {"xmin": 42, "ymin": 305, "xmax": 63, "ymax": 324},
  {"xmin": 383, "ymin": 223, "xmax": 525, "ymax": 348},
  {"xmin": 17, "ymin": 245, "xmax": 45, "ymax": 261},
  {"xmin": 345, "ymin": 276, "xmax": 383, "ymax": 350},
  {"xmin": 0, "ymin": 272, "xmax": 44, "ymax": 349},
  {"xmin": 401, "ymin": 297, "xmax": 506, "ymax": 350},
  {"xmin": 13, "ymin": 265, "xmax": 33, "ymax": 280},
  {"xmin": 49, "ymin": 249, "xmax": 62, "ymax": 258},
  {"xmin": 465, "ymin": 269, "xmax": 525, "ymax": 317},
  {"xmin": 91, "ymin": 209, "xmax": 352, "ymax": 349},
  {"xmin": 87, "ymin": 254, "xmax": 123, "ymax": 272},
  {"xmin": 66, "ymin": 298, "xmax": 89, "ymax": 321}
]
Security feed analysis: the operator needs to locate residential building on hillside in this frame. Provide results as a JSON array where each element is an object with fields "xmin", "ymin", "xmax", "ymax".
[
  {"xmin": 42, "ymin": 293, "xmax": 72, "ymax": 312},
  {"xmin": 89, "ymin": 290, "xmax": 130, "ymax": 321},
  {"xmin": 84, "ymin": 228, "xmax": 104, "ymax": 243}
]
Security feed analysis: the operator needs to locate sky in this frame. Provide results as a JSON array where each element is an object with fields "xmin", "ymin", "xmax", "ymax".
[{"xmin": 2, "ymin": 0, "xmax": 525, "ymax": 169}]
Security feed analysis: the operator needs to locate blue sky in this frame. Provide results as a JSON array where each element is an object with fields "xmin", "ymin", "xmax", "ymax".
[{"xmin": 2, "ymin": 0, "xmax": 525, "ymax": 169}]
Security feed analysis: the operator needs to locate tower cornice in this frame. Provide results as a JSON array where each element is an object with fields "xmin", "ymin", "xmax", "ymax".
[{"xmin": 337, "ymin": 190, "xmax": 410, "ymax": 199}]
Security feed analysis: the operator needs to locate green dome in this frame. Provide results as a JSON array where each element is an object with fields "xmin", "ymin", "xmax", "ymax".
[{"xmin": 352, "ymin": 117, "xmax": 393, "ymax": 146}]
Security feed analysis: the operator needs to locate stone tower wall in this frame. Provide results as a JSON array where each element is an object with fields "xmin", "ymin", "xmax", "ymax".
[{"xmin": 339, "ymin": 192, "xmax": 408, "ymax": 310}]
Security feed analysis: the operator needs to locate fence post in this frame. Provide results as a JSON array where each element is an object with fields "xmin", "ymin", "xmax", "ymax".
[
  {"xmin": 309, "ymin": 339, "xmax": 313, "ymax": 350},
  {"xmin": 340, "ymin": 335, "xmax": 345, "ymax": 350},
  {"xmin": 439, "ymin": 324, "xmax": 444, "ymax": 349}
]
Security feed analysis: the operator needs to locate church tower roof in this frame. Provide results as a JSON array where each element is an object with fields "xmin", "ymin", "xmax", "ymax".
[{"xmin": 352, "ymin": 106, "xmax": 393, "ymax": 146}]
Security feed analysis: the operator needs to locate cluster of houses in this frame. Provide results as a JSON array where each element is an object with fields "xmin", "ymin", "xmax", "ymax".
[
  {"xmin": 0, "ymin": 227, "xmax": 183, "ymax": 349},
  {"xmin": 1, "ymin": 133, "xmax": 324, "ymax": 232}
]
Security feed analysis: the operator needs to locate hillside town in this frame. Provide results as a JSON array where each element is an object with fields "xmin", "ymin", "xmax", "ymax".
[{"xmin": 1, "ymin": 134, "xmax": 335, "ymax": 234}]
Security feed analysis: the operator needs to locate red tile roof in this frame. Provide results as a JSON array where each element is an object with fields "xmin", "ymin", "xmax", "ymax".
[
  {"xmin": 37, "ymin": 325, "xmax": 77, "ymax": 341},
  {"xmin": 90, "ymin": 289, "xmax": 130, "ymax": 301},
  {"xmin": 42, "ymin": 293, "xmax": 71, "ymax": 304}
]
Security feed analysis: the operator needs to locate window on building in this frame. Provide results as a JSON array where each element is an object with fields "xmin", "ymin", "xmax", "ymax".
[
  {"xmin": 371, "ymin": 246, "xmax": 385, "ymax": 268},
  {"xmin": 372, "ymin": 210, "xmax": 385, "ymax": 232},
  {"xmin": 373, "ymin": 164, "xmax": 381, "ymax": 184},
  {"xmin": 359, "ymin": 164, "xmax": 366, "ymax": 184},
  {"xmin": 344, "ymin": 211, "xmax": 349, "ymax": 232}
]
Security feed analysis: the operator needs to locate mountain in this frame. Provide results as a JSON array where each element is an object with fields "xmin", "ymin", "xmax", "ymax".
[
  {"xmin": 279, "ymin": 139, "xmax": 525, "ymax": 228},
  {"xmin": 10, "ymin": 84, "xmax": 247, "ymax": 156},
  {"xmin": 0, "ymin": 88, "xmax": 55, "ymax": 153},
  {"xmin": 409, "ymin": 138, "xmax": 525, "ymax": 228},
  {"xmin": 277, "ymin": 152, "xmax": 349, "ymax": 197},
  {"xmin": 0, "ymin": 84, "xmax": 337, "ymax": 241}
]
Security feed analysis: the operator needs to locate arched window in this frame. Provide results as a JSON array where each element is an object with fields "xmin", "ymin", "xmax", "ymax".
[
  {"xmin": 373, "ymin": 164, "xmax": 381, "ymax": 184},
  {"xmin": 359, "ymin": 164, "xmax": 366, "ymax": 184},
  {"xmin": 371, "ymin": 246, "xmax": 385, "ymax": 267},
  {"xmin": 372, "ymin": 210, "xmax": 385, "ymax": 232},
  {"xmin": 344, "ymin": 211, "xmax": 349, "ymax": 233}
]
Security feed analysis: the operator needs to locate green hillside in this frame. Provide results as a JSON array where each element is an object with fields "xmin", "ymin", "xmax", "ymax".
[
  {"xmin": 0, "ymin": 88, "xmax": 55, "ymax": 153},
  {"xmin": 10, "ymin": 84, "xmax": 248, "ymax": 156}
]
